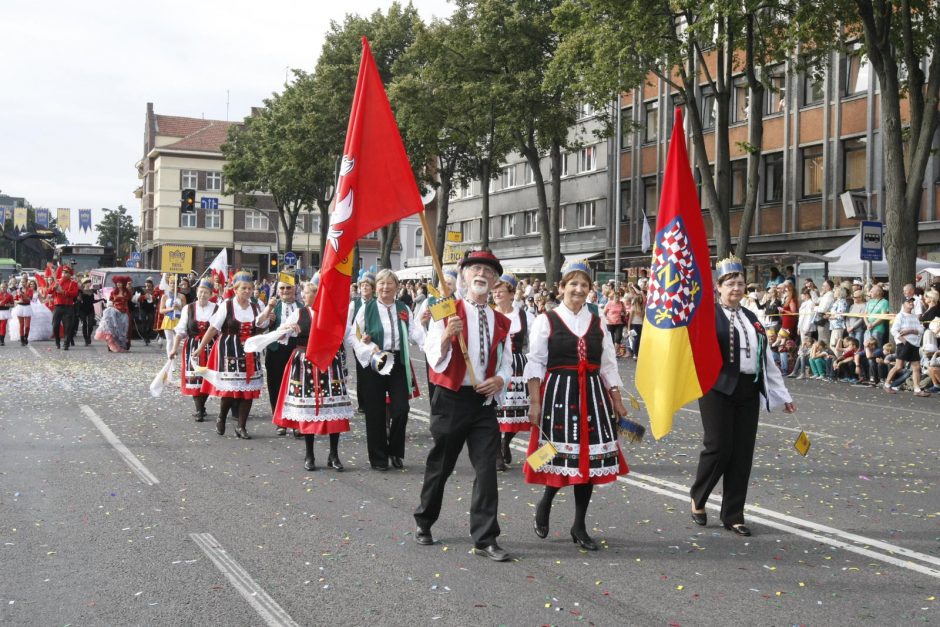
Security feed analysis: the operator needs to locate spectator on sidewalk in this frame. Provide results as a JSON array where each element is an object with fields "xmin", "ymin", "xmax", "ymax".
[
  {"xmin": 814, "ymin": 280, "xmax": 834, "ymax": 344},
  {"xmin": 864, "ymin": 285, "xmax": 890, "ymax": 348},
  {"xmin": 883, "ymin": 298, "xmax": 930, "ymax": 397},
  {"xmin": 809, "ymin": 340, "xmax": 833, "ymax": 380}
]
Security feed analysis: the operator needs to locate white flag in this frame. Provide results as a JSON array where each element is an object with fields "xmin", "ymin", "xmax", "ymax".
[
  {"xmin": 641, "ymin": 210, "xmax": 651, "ymax": 253},
  {"xmin": 208, "ymin": 248, "xmax": 228, "ymax": 273}
]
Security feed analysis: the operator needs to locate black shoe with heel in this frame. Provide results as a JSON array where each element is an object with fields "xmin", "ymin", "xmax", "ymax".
[
  {"xmin": 570, "ymin": 528, "xmax": 598, "ymax": 551},
  {"xmin": 690, "ymin": 500, "xmax": 707, "ymax": 526},
  {"xmin": 216, "ymin": 417, "xmax": 226, "ymax": 436},
  {"xmin": 234, "ymin": 427, "xmax": 251, "ymax": 440},
  {"xmin": 723, "ymin": 522, "xmax": 751, "ymax": 536},
  {"xmin": 327, "ymin": 454, "xmax": 344, "ymax": 471},
  {"xmin": 304, "ymin": 456, "xmax": 316, "ymax": 471},
  {"xmin": 534, "ymin": 500, "xmax": 550, "ymax": 539}
]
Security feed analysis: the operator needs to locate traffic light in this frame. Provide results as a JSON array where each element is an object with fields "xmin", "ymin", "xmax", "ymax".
[
  {"xmin": 181, "ymin": 188, "xmax": 196, "ymax": 213},
  {"xmin": 269, "ymin": 254, "xmax": 278, "ymax": 274}
]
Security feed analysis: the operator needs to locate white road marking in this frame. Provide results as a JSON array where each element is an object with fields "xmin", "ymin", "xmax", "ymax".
[
  {"xmin": 400, "ymin": 402, "xmax": 940, "ymax": 580},
  {"xmin": 676, "ymin": 406, "xmax": 835, "ymax": 438},
  {"xmin": 79, "ymin": 404, "xmax": 159, "ymax": 486},
  {"xmin": 28, "ymin": 345, "xmax": 40, "ymax": 358},
  {"xmin": 190, "ymin": 533, "xmax": 300, "ymax": 627},
  {"xmin": 789, "ymin": 390, "xmax": 940, "ymax": 416}
]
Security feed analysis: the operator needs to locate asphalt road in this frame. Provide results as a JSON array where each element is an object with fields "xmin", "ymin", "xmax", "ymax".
[{"xmin": 1, "ymin": 339, "xmax": 938, "ymax": 626}]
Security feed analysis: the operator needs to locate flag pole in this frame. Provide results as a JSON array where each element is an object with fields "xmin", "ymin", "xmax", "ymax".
[{"xmin": 417, "ymin": 210, "xmax": 478, "ymax": 387}]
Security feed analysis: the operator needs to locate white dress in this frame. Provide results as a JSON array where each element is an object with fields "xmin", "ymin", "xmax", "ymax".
[{"xmin": 8, "ymin": 296, "xmax": 54, "ymax": 341}]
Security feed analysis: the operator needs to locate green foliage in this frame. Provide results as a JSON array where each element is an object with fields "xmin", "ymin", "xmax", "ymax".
[{"xmin": 95, "ymin": 205, "xmax": 137, "ymax": 261}]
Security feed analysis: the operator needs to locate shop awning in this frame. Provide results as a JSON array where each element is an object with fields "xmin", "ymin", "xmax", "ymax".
[
  {"xmin": 502, "ymin": 256, "xmax": 545, "ymax": 275},
  {"xmin": 396, "ymin": 265, "xmax": 433, "ymax": 280}
]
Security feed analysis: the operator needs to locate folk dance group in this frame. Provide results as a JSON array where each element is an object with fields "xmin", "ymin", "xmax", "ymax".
[{"xmin": 163, "ymin": 250, "xmax": 794, "ymax": 561}]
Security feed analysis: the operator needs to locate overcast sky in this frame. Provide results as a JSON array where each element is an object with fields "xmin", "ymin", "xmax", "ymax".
[{"xmin": 1, "ymin": 0, "xmax": 453, "ymax": 243}]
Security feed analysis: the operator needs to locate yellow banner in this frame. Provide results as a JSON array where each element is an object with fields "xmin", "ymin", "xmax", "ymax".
[
  {"xmin": 57, "ymin": 208, "xmax": 71, "ymax": 231},
  {"xmin": 13, "ymin": 207, "xmax": 27, "ymax": 229},
  {"xmin": 446, "ymin": 231, "xmax": 463, "ymax": 243},
  {"xmin": 442, "ymin": 243, "xmax": 468, "ymax": 264},
  {"xmin": 161, "ymin": 245, "xmax": 193, "ymax": 274}
]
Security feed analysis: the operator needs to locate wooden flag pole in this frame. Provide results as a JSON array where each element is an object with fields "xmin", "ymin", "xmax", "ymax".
[{"xmin": 417, "ymin": 210, "xmax": 478, "ymax": 387}]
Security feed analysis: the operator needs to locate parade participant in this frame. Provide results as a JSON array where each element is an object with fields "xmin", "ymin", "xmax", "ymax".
[
  {"xmin": 177, "ymin": 277, "xmax": 193, "ymax": 305},
  {"xmin": 273, "ymin": 277, "xmax": 351, "ymax": 471},
  {"xmin": 75, "ymin": 278, "xmax": 103, "ymax": 346},
  {"xmin": 158, "ymin": 275, "xmax": 182, "ymax": 359},
  {"xmin": 132, "ymin": 279, "xmax": 157, "ymax": 346},
  {"xmin": 346, "ymin": 271, "xmax": 376, "ymax": 413},
  {"xmin": 350, "ymin": 269, "xmax": 423, "ymax": 470},
  {"xmin": 169, "ymin": 279, "xmax": 219, "ymax": 421},
  {"xmin": 690, "ymin": 256, "xmax": 795, "ymax": 537},
  {"xmin": 96, "ymin": 276, "xmax": 132, "ymax": 351},
  {"xmin": 415, "ymin": 250, "xmax": 513, "ymax": 561},
  {"xmin": 0, "ymin": 285, "xmax": 12, "ymax": 345},
  {"xmin": 258, "ymin": 277, "xmax": 299, "ymax": 435},
  {"xmin": 524, "ymin": 261, "xmax": 629, "ymax": 552},
  {"xmin": 12, "ymin": 279, "xmax": 33, "ymax": 346},
  {"xmin": 50, "ymin": 265, "xmax": 79, "ymax": 350},
  {"xmin": 491, "ymin": 272, "xmax": 534, "ymax": 472},
  {"xmin": 195, "ymin": 270, "xmax": 268, "ymax": 439}
]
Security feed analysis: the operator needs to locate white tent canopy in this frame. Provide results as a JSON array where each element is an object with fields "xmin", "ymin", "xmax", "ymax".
[{"xmin": 822, "ymin": 233, "xmax": 935, "ymax": 277}]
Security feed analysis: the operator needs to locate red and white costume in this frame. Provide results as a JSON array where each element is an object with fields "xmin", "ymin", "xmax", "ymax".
[
  {"xmin": 201, "ymin": 299, "xmax": 268, "ymax": 398},
  {"xmin": 175, "ymin": 301, "xmax": 219, "ymax": 395}
]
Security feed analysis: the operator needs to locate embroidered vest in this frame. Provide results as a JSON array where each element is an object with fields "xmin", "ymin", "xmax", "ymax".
[
  {"xmin": 186, "ymin": 302, "xmax": 218, "ymax": 337},
  {"xmin": 222, "ymin": 300, "xmax": 259, "ymax": 336},
  {"xmin": 712, "ymin": 304, "xmax": 770, "ymax": 405},
  {"xmin": 363, "ymin": 299, "xmax": 410, "ymax": 350},
  {"xmin": 429, "ymin": 299, "xmax": 511, "ymax": 391}
]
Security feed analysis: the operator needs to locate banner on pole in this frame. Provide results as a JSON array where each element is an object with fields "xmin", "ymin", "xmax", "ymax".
[
  {"xmin": 161, "ymin": 245, "xmax": 193, "ymax": 274},
  {"xmin": 57, "ymin": 208, "xmax": 71, "ymax": 231},
  {"xmin": 35, "ymin": 208, "xmax": 50, "ymax": 228},
  {"xmin": 78, "ymin": 209, "xmax": 92, "ymax": 233},
  {"xmin": 14, "ymin": 207, "xmax": 27, "ymax": 230}
]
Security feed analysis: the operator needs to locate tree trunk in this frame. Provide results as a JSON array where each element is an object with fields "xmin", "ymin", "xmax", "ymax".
[
  {"xmin": 515, "ymin": 127, "xmax": 553, "ymax": 286},
  {"xmin": 378, "ymin": 222, "xmax": 398, "ymax": 270},
  {"xmin": 547, "ymin": 142, "xmax": 563, "ymax": 286},
  {"xmin": 434, "ymin": 164, "xmax": 453, "ymax": 270},
  {"xmin": 735, "ymin": 14, "xmax": 765, "ymax": 263},
  {"xmin": 479, "ymin": 160, "xmax": 491, "ymax": 249}
]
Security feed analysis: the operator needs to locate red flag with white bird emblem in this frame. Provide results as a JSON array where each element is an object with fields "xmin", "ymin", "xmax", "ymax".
[{"xmin": 306, "ymin": 36, "xmax": 425, "ymax": 371}]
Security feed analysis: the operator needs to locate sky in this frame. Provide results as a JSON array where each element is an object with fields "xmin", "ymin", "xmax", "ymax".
[{"xmin": 1, "ymin": 0, "xmax": 454, "ymax": 244}]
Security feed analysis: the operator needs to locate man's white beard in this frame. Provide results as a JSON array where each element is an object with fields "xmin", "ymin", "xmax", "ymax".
[{"xmin": 469, "ymin": 281, "xmax": 489, "ymax": 296}]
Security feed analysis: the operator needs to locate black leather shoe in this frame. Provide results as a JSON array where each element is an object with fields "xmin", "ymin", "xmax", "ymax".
[
  {"xmin": 63, "ymin": 345, "xmax": 69, "ymax": 351},
  {"xmin": 474, "ymin": 543, "xmax": 510, "ymax": 562},
  {"xmin": 234, "ymin": 427, "xmax": 251, "ymax": 440},
  {"xmin": 216, "ymin": 417, "xmax": 226, "ymax": 436},
  {"xmin": 390, "ymin": 456, "xmax": 403, "ymax": 469},
  {"xmin": 276, "ymin": 427, "xmax": 287, "ymax": 436},
  {"xmin": 371, "ymin": 464, "xmax": 389, "ymax": 471},
  {"xmin": 723, "ymin": 523, "xmax": 752, "ymax": 537},
  {"xmin": 327, "ymin": 455, "xmax": 344, "ymax": 472},
  {"xmin": 496, "ymin": 456, "xmax": 507, "ymax": 472},
  {"xmin": 304, "ymin": 456, "xmax": 316, "ymax": 471},
  {"xmin": 415, "ymin": 526, "xmax": 434, "ymax": 545},
  {"xmin": 193, "ymin": 411, "xmax": 206, "ymax": 423},
  {"xmin": 292, "ymin": 429, "xmax": 303, "ymax": 439},
  {"xmin": 570, "ymin": 528, "xmax": 598, "ymax": 551},
  {"xmin": 501, "ymin": 439, "xmax": 512, "ymax": 466}
]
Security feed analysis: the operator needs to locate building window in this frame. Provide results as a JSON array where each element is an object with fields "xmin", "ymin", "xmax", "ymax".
[
  {"xmin": 699, "ymin": 86, "xmax": 717, "ymax": 130},
  {"xmin": 205, "ymin": 208, "xmax": 221, "ymax": 229},
  {"xmin": 449, "ymin": 187, "xmax": 458, "ymax": 200},
  {"xmin": 843, "ymin": 138, "xmax": 867, "ymax": 191},
  {"xmin": 460, "ymin": 219, "xmax": 479, "ymax": 242},
  {"xmin": 764, "ymin": 65, "xmax": 786, "ymax": 115},
  {"xmin": 732, "ymin": 76, "xmax": 749, "ymax": 123},
  {"xmin": 459, "ymin": 183, "xmax": 469, "ymax": 198},
  {"xmin": 558, "ymin": 207, "xmax": 567, "ymax": 231},
  {"xmin": 578, "ymin": 101, "xmax": 595, "ymax": 119},
  {"xmin": 730, "ymin": 160, "xmax": 747, "ymax": 207},
  {"xmin": 620, "ymin": 181, "xmax": 632, "ymax": 222},
  {"xmin": 561, "ymin": 153, "xmax": 569, "ymax": 177},
  {"xmin": 414, "ymin": 227, "xmax": 423, "ymax": 258},
  {"xmin": 523, "ymin": 210, "xmax": 539, "ymax": 234},
  {"xmin": 363, "ymin": 230, "xmax": 379, "ymax": 240},
  {"xmin": 643, "ymin": 176, "xmax": 658, "ymax": 215},
  {"xmin": 644, "ymin": 100, "xmax": 659, "ymax": 143},
  {"xmin": 501, "ymin": 214, "xmax": 515, "ymax": 237},
  {"xmin": 763, "ymin": 153, "xmax": 784, "ymax": 203},
  {"xmin": 576, "ymin": 201, "xmax": 596, "ymax": 228},
  {"xmin": 245, "ymin": 210, "xmax": 269, "ymax": 230},
  {"xmin": 843, "ymin": 44, "xmax": 870, "ymax": 96},
  {"xmin": 802, "ymin": 69, "xmax": 825, "ymax": 106},
  {"xmin": 180, "ymin": 212, "xmax": 196, "ymax": 228},
  {"xmin": 501, "ymin": 165, "xmax": 517, "ymax": 189},
  {"xmin": 620, "ymin": 107, "xmax": 633, "ymax": 149},
  {"xmin": 802, "ymin": 145, "xmax": 825, "ymax": 197},
  {"xmin": 181, "ymin": 170, "xmax": 198, "ymax": 190},
  {"xmin": 206, "ymin": 171, "xmax": 223, "ymax": 192},
  {"xmin": 523, "ymin": 162, "xmax": 536, "ymax": 185},
  {"xmin": 578, "ymin": 146, "xmax": 597, "ymax": 173}
]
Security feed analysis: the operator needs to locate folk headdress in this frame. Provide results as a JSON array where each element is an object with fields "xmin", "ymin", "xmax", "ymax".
[
  {"xmin": 715, "ymin": 255, "xmax": 744, "ymax": 281},
  {"xmin": 561, "ymin": 259, "xmax": 592, "ymax": 281},
  {"xmin": 197, "ymin": 278, "xmax": 214, "ymax": 291},
  {"xmin": 498, "ymin": 272, "xmax": 519, "ymax": 290},
  {"xmin": 232, "ymin": 269, "xmax": 253, "ymax": 285}
]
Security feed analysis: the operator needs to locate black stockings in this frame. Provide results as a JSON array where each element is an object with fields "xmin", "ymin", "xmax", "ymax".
[
  {"xmin": 304, "ymin": 433, "xmax": 340, "ymax": 459},
  {"xmin": 219, "ymin": 398, "xmax": 251, "ymax": 429},
  {"xmin": 537, "ymin": 484, "xmax": 594, "ymax": 532}
]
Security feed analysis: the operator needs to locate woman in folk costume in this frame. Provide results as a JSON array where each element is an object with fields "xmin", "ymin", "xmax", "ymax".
[
  {"xmin": 158, "ymin": 275, "xmax": 183, "ymax": 359},
  {"xmin": 0, "ymin": 285, "xmax": 13, "ymax": 345},
  {"xmin": 348, "ymin": 269, "xmax": 424, "ymax": 470},
  {"xmin": 258, "ymin": 277, "xmax": 300, "ymax": 436},
  {"xmin": 96, "ymin": 276, "xmax": 132, "ymax": 352},
  {"xmin": 524, "ymin": 261, "xmax": 630, "ymax": 551},
  {"xmin": 690, "ymin": 256, "xmax": 795, "ymax": 537},
  {"xmin": 169, "ymin": 279, "xmax": 219, "ymax": 422},
  {"xmin": 491, "ymin": 272, "xmax": 535, "ymax": 472},
  {"xmin": 195, "ymin": 270, "xmax": 270, "ymax": 439},
  {"xmin": 273, "ymin": 275, "xmax": 350, "ymax": 472},
  {"xmin": 346, "ymin": 270, "xmax": 376, "ymax": 413}
]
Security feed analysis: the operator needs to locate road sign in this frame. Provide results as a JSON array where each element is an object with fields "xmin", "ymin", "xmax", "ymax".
[
  {"xmin": 283, "ymin": 251, "xmax": 297, "ymax": 266},
  {"xmin": 131, "ymin": 251, "xmax": 141, "ymax": 261},
  {"xmin": 860, "ymin": 221, "xmax": 883, "ymax": 262},
  {"xmin": 200, "ymin": 197, "xmax": 219, "ymax": 210},
  {"xmin": 125, "ymin": 259, "xmax": 136, "ymax": 267}
]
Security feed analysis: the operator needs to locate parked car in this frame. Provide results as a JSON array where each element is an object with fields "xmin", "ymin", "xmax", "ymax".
[{"xmin": 88, "ymin": 268, "xmax": 163, "ymax": 339}]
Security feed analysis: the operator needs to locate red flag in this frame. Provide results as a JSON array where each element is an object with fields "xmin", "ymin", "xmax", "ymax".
[
  {"xmin": 635, "ymin": 108, "xmax": 721, "ymax": 439},
  {"xmin": 306, "ymin": 37, "xmax": 425, "ymax": 370}
]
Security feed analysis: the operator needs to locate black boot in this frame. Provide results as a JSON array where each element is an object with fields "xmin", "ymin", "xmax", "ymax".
[
  {"xmin": 326, "ymin": 433, "xmax": 343, "ymax": 471},
  {"xmin": 304, "ymin": 435, "xmax": 316, "ymax": 471},
  {"xmin": 233, "ymin": 400, "xmax": 251, "ymax": 439}
]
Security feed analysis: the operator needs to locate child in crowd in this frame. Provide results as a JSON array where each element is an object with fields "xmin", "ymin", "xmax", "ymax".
[
  {"xmin": 790, "ymin": 336, "xmax": 814, "ymax": 379},
  {"xmin": 772, "ymin": 328, "xmax": 795, "ymax": 376},
  {"xmin": 861, "ymin": 337, "xmax": 885, "ymax": 385},
  {"xmin": 833, "ymin": 336, "xmax": 861, "ymax": 381},
  {"xmin": 808, "ymin": 340, "xmax": 833, "ymax": 380}
]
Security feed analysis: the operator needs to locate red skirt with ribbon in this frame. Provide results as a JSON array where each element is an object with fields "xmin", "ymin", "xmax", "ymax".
[{"xmin": 200, "ymin": 322, "xmax": 263, "ymax": 399}]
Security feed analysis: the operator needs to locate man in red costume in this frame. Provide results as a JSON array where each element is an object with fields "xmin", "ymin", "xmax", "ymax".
[
  {"xmin": 51, "ymin": 265, "xmax": 80, "ymax": 350},
  {"xmin": 414, "ymin": 250, "xmax": 514, "ymax": 562}
]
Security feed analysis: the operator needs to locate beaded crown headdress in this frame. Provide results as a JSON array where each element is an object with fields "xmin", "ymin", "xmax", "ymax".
[{"xmin": 715, "ymin": 255, "xmax": 744, "ymax": 280}]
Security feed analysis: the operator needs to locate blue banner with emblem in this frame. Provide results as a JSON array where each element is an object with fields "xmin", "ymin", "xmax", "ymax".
[
  {"xmin": 35, "ymin": 208, "xmax": 50, "ymax": 228},
  {"xmin": 79, "ymin": 209, "xmax": 92, "ymax": 233}
]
